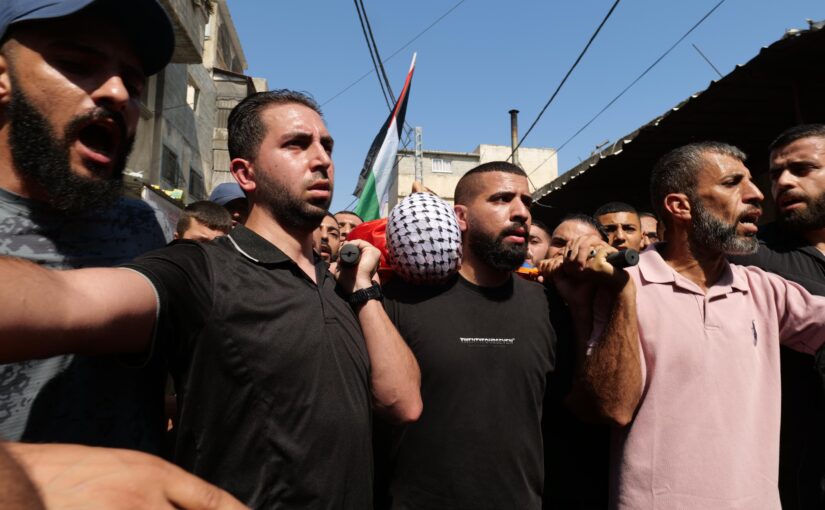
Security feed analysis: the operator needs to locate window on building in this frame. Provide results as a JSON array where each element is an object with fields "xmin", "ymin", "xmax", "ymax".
[
  {"xmin": 204, "ymin": 12, "xmax": 212, "ymax": 40},
  {"xmin": 431, "ymin": 158, "xmax": 452, "ymax": 174},
  {"xmin": 161, "ymin": 146, "xmax": 181, "ymax": 189},
  {"xmin": 187, "ymin": 81, "xmax": 200, "ymax": 111},
  {"xmin": 189, "ymin": 169, "xmax": 205, "ymax": 200}
]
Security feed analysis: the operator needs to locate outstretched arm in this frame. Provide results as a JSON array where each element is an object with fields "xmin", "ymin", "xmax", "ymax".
[
  {"xmin": 336, "ymin": 241, "xmax": 422, "ymax": 424},
  {"xmin": 540, "ymin": 236, "xmax": 642, "ymax": 426},
  {"xmin": 0, "ymin": 257, "xmax": 157, "ymax": 362},
  {"xmin": 0, "ymin": 442, "xmax": 44, "ymax": 510},
  {"xmin": 6, "ymin": 442, "xmax": 249, "ymax": 509}
]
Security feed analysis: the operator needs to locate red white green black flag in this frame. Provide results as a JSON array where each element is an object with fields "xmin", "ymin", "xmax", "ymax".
[{"xmin": 353, "ymin": 53, "xmax": 416, "ymax": 221}]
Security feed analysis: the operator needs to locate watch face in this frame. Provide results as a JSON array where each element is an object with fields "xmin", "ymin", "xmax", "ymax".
[{"xmin": 387, "ymin": 192, "xmax": 462, "ymax": 285}]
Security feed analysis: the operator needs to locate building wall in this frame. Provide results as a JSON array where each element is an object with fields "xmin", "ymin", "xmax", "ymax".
[
  {"xmin": 161, "ymin": 0, "xmax": 209, "ymax": 63},
  {"xmin": 211, "ymin": 75, "xmax": 255, "ymax": 189},
  {"xmin": 393, "ymin": 151, "xmax": 479, "ymax": 207},
  {"xmin": 474, "ymin": 145, "xmax": 557, "ymax": 193},
  {"xmin": 126, "ymin": 0, "xmax": 260, "ymax": 204},
  {"xmin": 391, "ymin": 144, "xmax": 557, "ymax": 208},
  {"xmin": 203, "ymin": 0, "xmax": 247, "ymax": 74}
]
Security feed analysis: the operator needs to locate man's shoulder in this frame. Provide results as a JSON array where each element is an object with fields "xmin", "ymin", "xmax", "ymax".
[
  {"xmin": 0, "ymin": 194, "xmax": 166, "ymax": 266},
  {"xmin": 512, "ymin": 273, "xmax": 551, "ymax": 299},
  {"xmin": 730, "ymin": 262, "xmax": 803, "ymax": 296}
]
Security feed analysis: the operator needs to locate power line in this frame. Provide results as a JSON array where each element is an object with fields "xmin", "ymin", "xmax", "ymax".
[
  {"xmin": 359, "ymin": 0, "xmax": 396, "ymax": 103},
  {"xmin": 529, "ymin": 0, "xmax": 727, "ymax": 176},
  {"xmin": 691, "ymin": 42, "xmax": 724, "ymax": 78},
  {"xmin": 354, "ymin": 0, "xmax": 393, "ymax": 109},
  {"xmin": 322, "ymin": 0, "xmax": 465, "ymax": 107},
  {"xmin": 509, "ymin": 0, "xmax": 622, "ymax": 164},
  {"xmin": 356, "ymin": 0, "xmax": 415, "ymax": 136}
]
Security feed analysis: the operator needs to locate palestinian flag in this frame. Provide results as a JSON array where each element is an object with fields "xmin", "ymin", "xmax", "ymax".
[{"xmin": 353, "ymin": 53, "xmax": 416, "ymax": 221}]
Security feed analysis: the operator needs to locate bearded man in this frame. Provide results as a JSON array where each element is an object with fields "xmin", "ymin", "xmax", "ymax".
[
  {"xmin": 731, "ymin": 125, "xmax": 825, "ymax": 509},
  {"xmin": 0, "ymin": 89, "xmax": 422, "ymax": 509},
  {"xmin": 0, "ymin": 0, "xmax": 169, "ymax": 451},
  {"xmin": 605, "ymin": 142, "xmax": 825, "ymax": 510},
  {"xmin": 379, "ymin": 161, "xmax": 638, "ymax": 509}
]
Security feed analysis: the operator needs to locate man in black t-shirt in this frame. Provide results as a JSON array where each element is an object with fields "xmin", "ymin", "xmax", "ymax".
[
  {"xmin": 0, "ymin": 90, "xmax": 422, "ymax": 509},
  {"xmin": 381, "ymin": 161, "xmax": 638, "ymax": 509},
  {"xmin": 731, "ymin": 124, "xmax": 825, "ymax": 510}
]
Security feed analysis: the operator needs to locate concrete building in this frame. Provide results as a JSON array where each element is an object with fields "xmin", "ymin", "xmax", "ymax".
[
  {"xmin": 392, "ymin": 143, "xmax": 557, "ymax": 207},
  {"xmin": 124, "ymin": 0, "xmax": 265, "ymax": 238}
]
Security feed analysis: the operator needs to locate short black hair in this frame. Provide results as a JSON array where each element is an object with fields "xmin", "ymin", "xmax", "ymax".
[
  {"xmin": 176, "ymin": 200, "xmax": 233, "ymax": 237},
  {"xmin": 639, "ymin": 211, "xmax": 658, "ymax": 220},
  {"xmin": 334, "ymin": 210, "xmax": 363, "ymax": 221},
  {"xmin": 454, "ymin": 161, "xmax": 526, "ymax": 205},
  {"xmin": 530, "ymin": 219, "xmax": 550, "ymax": 236},
  {"xmin": 594, "ymin": 201, "xmax": 638, "ymax": 218},
  {"xmin": 556, "ymin": 213, "xmax": 607, "ymax": 242},
  {"xmin": 650, "ymin": 141, "xmax": 746, "ymax": 223},
  {"xmin": 228, "ymin": 89, "xmax": 322, "ymax": 162},
  {"xmin": 323, "ymin": 211, "xmax": 339, "ymax": 224},
  {"xmin": 769, "ymin": 124, "xmax": 825, "ymax": 153}
]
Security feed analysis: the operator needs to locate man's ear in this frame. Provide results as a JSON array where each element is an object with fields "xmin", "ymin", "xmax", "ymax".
[
  {"xmin": 0, "ymin": 48, "xmax": 12, "ymax": 108},
  {"xmin": 230, "ymin": 158, "xmax": 256, "ymax": 194},
  {"xmin": 664, "ymin": 193, "xmax": 691, "ymax": 223},
  {"xmin": 454, "ymin": 204, "xmax": 469, "ymax": 233}
]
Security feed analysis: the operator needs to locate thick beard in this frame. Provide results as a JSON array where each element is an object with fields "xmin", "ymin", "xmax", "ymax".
[
  {"xmin": 690, "ymin": 198, "xmax": 758, "ymax": 256},
  {"xmin": 779, "ymin": 192, "xmax": 825, "ymax": 231},
  {"xmin": 256, "ymin": 170, "xmax": 329, "ymax": 232},
  {"xmin": 8, "ymin": 86, "xmax": 130, "ymax": 214},
  {"xmin": 466, "ymin": 220, "xmax": 527, "ymax": 272}
]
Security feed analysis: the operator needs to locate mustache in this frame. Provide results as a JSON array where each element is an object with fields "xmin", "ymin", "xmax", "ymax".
[
  {"xmin": 738, "ymin": 206, "xmax": 762, "ymax": 218},
  {"xmin": 775, "ymin": 189, "xmax": 807, "ymax": 202},
  {"xmin": 498, "ymin": 222, "xmax": 527, "ymax": 238},
  {"xmin": 64, "ymin": 107, "xmax": 128, "ymax": 144}
]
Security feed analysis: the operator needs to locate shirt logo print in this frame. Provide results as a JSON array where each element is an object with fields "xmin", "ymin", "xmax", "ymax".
[
  {"xmin": 460, "ymin": 337, "xmax": 515, "ymax": 346},
  {"xmin": 752, "ymin": 320, "xmax": 758, "ymax": 346}
]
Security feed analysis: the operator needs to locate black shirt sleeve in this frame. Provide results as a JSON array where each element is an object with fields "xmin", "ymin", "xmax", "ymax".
[{"xmin": 122, "ymin": 241, "xmax": 213, "ymax": 359}]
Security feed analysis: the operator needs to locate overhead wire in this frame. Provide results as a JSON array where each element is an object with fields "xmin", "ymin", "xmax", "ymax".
[
  {"xmin": 356, "ymin": 0, "xmax": 414, "ymax": 142},
  {"xmin": 354, "ymin": 0, "xmax": 393, "ymax": 109},
  {"xmin": 322, "ymin": 0, "xmax": 465, "ymax": 107},
  {"xmin": 508, "ymin": 0, "xmax": 622, "ymax": 167},
  {"xmin": 528, "ymin": 0, "xmax": 727, "ymax": 179},
  {"xmin": 359, "ymin": 0, "xmax": 396, "ymax": 103}
]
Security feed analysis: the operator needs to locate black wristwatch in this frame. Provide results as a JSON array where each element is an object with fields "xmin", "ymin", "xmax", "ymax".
[{"xmin": 348, "ymin": 283, "xmax": 383, "ymax": 306}]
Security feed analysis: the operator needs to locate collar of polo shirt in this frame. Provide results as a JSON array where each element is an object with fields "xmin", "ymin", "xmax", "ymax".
[{"xmin": 226, "ymin": 225, "xmax": 291, "ymax": 264}]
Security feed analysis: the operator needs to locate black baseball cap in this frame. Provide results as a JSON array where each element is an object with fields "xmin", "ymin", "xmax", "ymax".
[{"xmin": 0, "ymin": 0, "xmax": 175, "ymax": 75}]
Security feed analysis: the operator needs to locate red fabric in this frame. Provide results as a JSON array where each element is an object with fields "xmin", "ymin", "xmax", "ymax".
[{"xmin": 346, "ymin": 218, "xmax": 394, "ymax": 281}]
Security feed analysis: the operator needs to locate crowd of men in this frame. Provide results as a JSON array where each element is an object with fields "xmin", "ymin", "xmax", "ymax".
[{"xmin": 1, "ymin": 1, "xmax": 824, "ymax": 510}]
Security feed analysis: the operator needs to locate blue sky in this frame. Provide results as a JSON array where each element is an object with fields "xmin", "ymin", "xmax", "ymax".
[{"xmin": 228, "ymin": 0, "xmax": 825, "ymax": 212}]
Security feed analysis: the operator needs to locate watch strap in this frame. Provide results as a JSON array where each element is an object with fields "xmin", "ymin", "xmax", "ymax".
[{"xmin": 348, "ymin": 282, "xmax": 383, "ymax": 306}]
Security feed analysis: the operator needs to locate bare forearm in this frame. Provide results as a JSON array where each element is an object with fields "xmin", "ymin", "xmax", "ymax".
[
  {"xmin": 357, "ymin": 300, "xmax": 422, "ymax": 424},
  {"xmin": 0, "ymin": 258, "xmax": 155, "ymax": 362},
  {"xmin": 568, "ymin": 278, "xmax": 641, "ymax": 425},
  {"xmin": 0, "ymin": 443, "xmax": 45, "ymax": 510}
]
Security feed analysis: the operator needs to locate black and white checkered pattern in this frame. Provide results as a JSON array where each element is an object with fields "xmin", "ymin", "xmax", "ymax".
[{"xmin": 386, "ymin": 192, "xmax": 462, "ymax": 284}]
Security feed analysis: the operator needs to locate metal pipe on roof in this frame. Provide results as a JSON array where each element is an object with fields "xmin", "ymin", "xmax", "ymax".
[{"xmin": 509, "ymin": 109, "xmax": 520, "ymax": 167}]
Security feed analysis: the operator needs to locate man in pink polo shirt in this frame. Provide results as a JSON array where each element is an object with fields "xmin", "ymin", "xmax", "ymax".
[{"xmin": 608, "ymin": 141, "xmax": 825, "ymax": 509}]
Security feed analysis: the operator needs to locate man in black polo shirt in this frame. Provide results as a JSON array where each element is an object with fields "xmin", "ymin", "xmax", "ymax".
[
  {"xmin": 379, "ymin": 161, "xmax": 638, "ymax": 509},
  {"xmin": 731, "ymin": 124, "xmax": 825, "ymax": 509},
  {"xmin": 0, "ymin": 90, "xmax": 422, "ymax": 509}
]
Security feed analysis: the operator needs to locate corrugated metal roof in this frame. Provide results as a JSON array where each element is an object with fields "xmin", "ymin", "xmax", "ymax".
[{"xmin": 532, "ymin": 21, "xmax": 825, "ymax": 227}]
